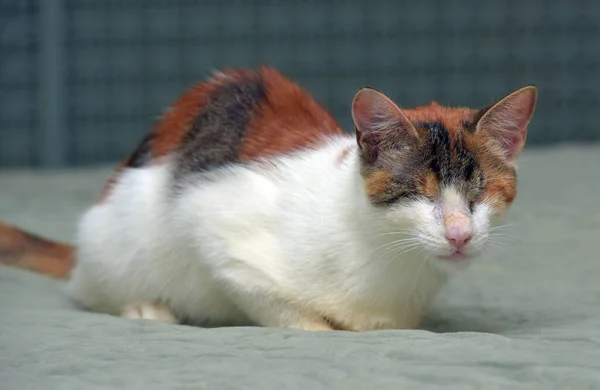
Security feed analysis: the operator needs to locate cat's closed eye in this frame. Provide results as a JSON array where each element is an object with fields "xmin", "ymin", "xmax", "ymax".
[{"xmin": 377, "ymin": 191, "xmax": 413, "ymax": 206}]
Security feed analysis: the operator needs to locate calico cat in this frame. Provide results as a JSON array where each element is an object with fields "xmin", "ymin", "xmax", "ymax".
[{"xmin": 0, "ymin": 67, "xmax": 537, "ymax": 331}]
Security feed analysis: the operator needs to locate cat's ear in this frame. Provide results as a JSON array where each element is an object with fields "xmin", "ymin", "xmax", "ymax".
[
  {"xmin": 351, "ymin": 88, "xmax": 418, "ymax": 165},
  {"xmin": 475, "ymin": 86, "xmax": 538, "ymax": 162}
]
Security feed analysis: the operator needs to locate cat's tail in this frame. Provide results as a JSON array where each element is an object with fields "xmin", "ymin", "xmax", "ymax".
[{"xmin": 0, "ymin": 221, "xmax": 75, "ymax": 279}]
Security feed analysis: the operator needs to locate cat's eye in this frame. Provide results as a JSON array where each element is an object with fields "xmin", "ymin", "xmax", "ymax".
[
  {"xmin": 377, "ymin": 192, "xmax": 411, "ymax": 206},
  {"xmin": 469, "ymin": 200, "xmax": 475, "ymax": 212}
]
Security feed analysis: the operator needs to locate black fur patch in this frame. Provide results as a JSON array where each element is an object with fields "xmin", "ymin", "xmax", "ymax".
[
  {"xmin": 125, "ymin": 133, "xmax": 154, "ymax": 168},
  {"xmin": 420, "ymin": 121, "xmax": 481, "ymax": 195},
  {"xmin": 174, "ymin": 75, "xmax": 267, "ymax": 182},
  {"xmin": 425, "ymin": 122, "xmax": 453, "ymax": 182},
  {"xmin": 463, "ymin": 106, "xmax": 490, "ymax": 133}
]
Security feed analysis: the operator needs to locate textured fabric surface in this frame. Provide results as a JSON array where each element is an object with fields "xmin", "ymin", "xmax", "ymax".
[{"xmin": 1, "ymin": 145, "xmax": 600, "ymax": 389}]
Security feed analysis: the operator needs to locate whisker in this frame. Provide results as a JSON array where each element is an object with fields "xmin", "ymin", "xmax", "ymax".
[
  {"xmin": 362, "ymin": 241, "xmax": 423, "ymax": 272},
  {"xmin": 365, "ymin": 232, "xmax": 419, "ymax": 246},
  {"xmin": 488, "ymin": 224, "xmax": 515, "ymax": 231},
  {"xmin": 366, "ymin": 239, "xmax": 420, "ymax": 257}
]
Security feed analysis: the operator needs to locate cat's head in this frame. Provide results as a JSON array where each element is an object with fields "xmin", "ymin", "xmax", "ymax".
[{"xmin": 351, "ymin": 86, "xmax": 537, "ymax": 267}]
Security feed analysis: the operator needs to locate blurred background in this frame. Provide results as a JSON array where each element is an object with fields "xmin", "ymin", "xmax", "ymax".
[{"xmin": 1, "ymin": 0, "xmax": 599, "ymax": 168}]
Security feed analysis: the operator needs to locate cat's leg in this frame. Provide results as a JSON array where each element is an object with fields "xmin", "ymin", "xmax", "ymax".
[
  {"xmin": 223, "ymin": 289, "xmax": 333, "ymax": 331},
  {"xmin": 256, "ymin": 308, "xmax": 334, "ymax": 331},
  {"xmin": 121, "ymin": 301, "xmax": 178, "ymax": 324},
  {"xmin": 294, "ymin": 320, "xmax": 335, "ymax": 331}
]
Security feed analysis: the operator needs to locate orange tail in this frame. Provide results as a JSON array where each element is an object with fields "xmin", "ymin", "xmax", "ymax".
[{"xmin": 0, "ymin": 221, "xmax": 75, "ymax": 279}]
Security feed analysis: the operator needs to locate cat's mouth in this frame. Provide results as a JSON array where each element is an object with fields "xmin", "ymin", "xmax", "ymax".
[{"xmin": 437, "ymin": 250, "xmax": 470, "ymax": 262}]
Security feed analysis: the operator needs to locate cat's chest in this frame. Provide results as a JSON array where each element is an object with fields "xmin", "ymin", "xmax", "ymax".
[
  {"xmin": 321, "ymin": 290, "xmax": 423, "ymax": 331},
  {"xmin": 314, "ymin": 255, "xmax": 443, "ymax": 331}
]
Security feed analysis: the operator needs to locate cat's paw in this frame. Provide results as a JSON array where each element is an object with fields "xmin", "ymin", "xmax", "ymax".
[
  {"xmin": 289, "ymin": 318, "xmax": 335, "ymax": 331},
  {"xmin": 298, "ymin": 322, "xmax": 334, "ymax": 331},
  {"xmin": 121, "ymin": 302, "xmax": 178, "ymax": 324}
]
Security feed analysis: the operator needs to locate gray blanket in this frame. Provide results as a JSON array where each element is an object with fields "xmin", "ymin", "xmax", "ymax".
[{"xmin": 1, "ymin": 145, "xmax": 600, "ymax": 389}]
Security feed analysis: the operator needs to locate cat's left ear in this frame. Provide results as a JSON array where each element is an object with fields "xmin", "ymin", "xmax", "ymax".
[
  {"xmin": 475, "ymin": 86, "xmax": 538, "ymax": 162},
  {"xmin": 351, "ymin": 87, "xmax": 418, "ymax": 165}
]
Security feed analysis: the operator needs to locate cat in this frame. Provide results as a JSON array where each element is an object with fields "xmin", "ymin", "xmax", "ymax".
[{"xmin": 0, "ymin": 67, "xmax": 537, "ymax": 331}]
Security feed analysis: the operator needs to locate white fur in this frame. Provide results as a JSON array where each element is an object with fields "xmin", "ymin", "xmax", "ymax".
[{"xmin": 67, "ymin": 135, "xmax": 498, "ymax": 331}]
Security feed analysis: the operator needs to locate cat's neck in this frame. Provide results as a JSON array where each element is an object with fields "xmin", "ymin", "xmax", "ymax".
[
  {"xmin": 328, "ymin": 141, "xmax": 447, "ymax": 294},
  {"xmin": 303, "ymin": 146, "xmax": 446, "ymax": 328}
]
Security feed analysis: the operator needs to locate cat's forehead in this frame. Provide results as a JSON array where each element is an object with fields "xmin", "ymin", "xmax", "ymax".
[
  {"xmin": 415, "ymin": 121, "xmax": 479, "ymax": 193},
  {"xmin": 402, "ymin": 103, "xmax": 484, "ymax": 182},
  {"xmin": 402, "ymin": 102, "xmax": 479, "ymax": 136},
  {"xmin": 379, "ymin": 108, "xmax": 486, "ymax": 200}
]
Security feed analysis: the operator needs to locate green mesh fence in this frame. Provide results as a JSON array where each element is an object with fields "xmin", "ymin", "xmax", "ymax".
[{"xmin": 1, "ymin": 0, "xmax": 599, "ymax": 167}]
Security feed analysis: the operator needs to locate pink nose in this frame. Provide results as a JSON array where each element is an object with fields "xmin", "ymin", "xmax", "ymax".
[{"xmin": 445, "ymin": 226, "xmax": 472, "ymax": 251}]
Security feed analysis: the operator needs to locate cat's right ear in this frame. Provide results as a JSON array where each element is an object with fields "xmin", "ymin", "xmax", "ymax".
[
  {"xmin": 351, "ymin": 88, "xmax": 418, "ymax": 165},
  {"xmin": 475, "ymin": 86, "xmax": 538, "ymax": 162}
]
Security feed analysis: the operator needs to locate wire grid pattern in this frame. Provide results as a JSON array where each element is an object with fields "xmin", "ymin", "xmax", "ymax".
[
  {"xmin": 1, "ymin": 1, "xmax": 39, "ymax": 166},
  {"xmin": 1, "ymin": 0, "xmax": 599, "ymax": 167}
]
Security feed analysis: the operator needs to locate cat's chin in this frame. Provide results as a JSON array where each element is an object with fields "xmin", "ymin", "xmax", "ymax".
[
  {"xmin": 430, "ymin": 250, "xmax": 480, "ymax": 272},
  {"xmin": 437, "ymin": 251, "xmax": 471, "ymax": 262}
]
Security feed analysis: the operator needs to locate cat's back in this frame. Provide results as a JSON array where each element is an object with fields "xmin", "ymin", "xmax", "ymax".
[
  {"xmin": 99, "ymin": 67, "xmax": 342, "ymax": 200},
  {"xmin": 70, "ymin": 68, "xmax": 345, "ymax": 317}
]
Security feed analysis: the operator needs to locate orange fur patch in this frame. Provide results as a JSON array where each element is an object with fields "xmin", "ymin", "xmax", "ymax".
[
  {"xmin": 419, "ymin": 172, "xmax": 440, "ymax": 198},
  {"xmin": 98, "ymin": 67, "xmax": 342, "ymax": 203},
  {"xmin": 0, "ymin": 221, "xmax": 74, "ymax": 279},
  {"xmin": 481, "ymin": 176, "xmax": 516, "ymax": 211},
  {"xmin": 363, "ymin": 169, "xmax": 394, "ymax": 199},
  {"xmin": 239, "ymin": 68, "xmax": 342, "ymax": 160},
  {"xmin": 403, "ymin": 103, "xmax": 478, "ymax": 140},
  {"xmin": 470, "ymin": 136, "xmax": 518, "ymax": 212}
]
